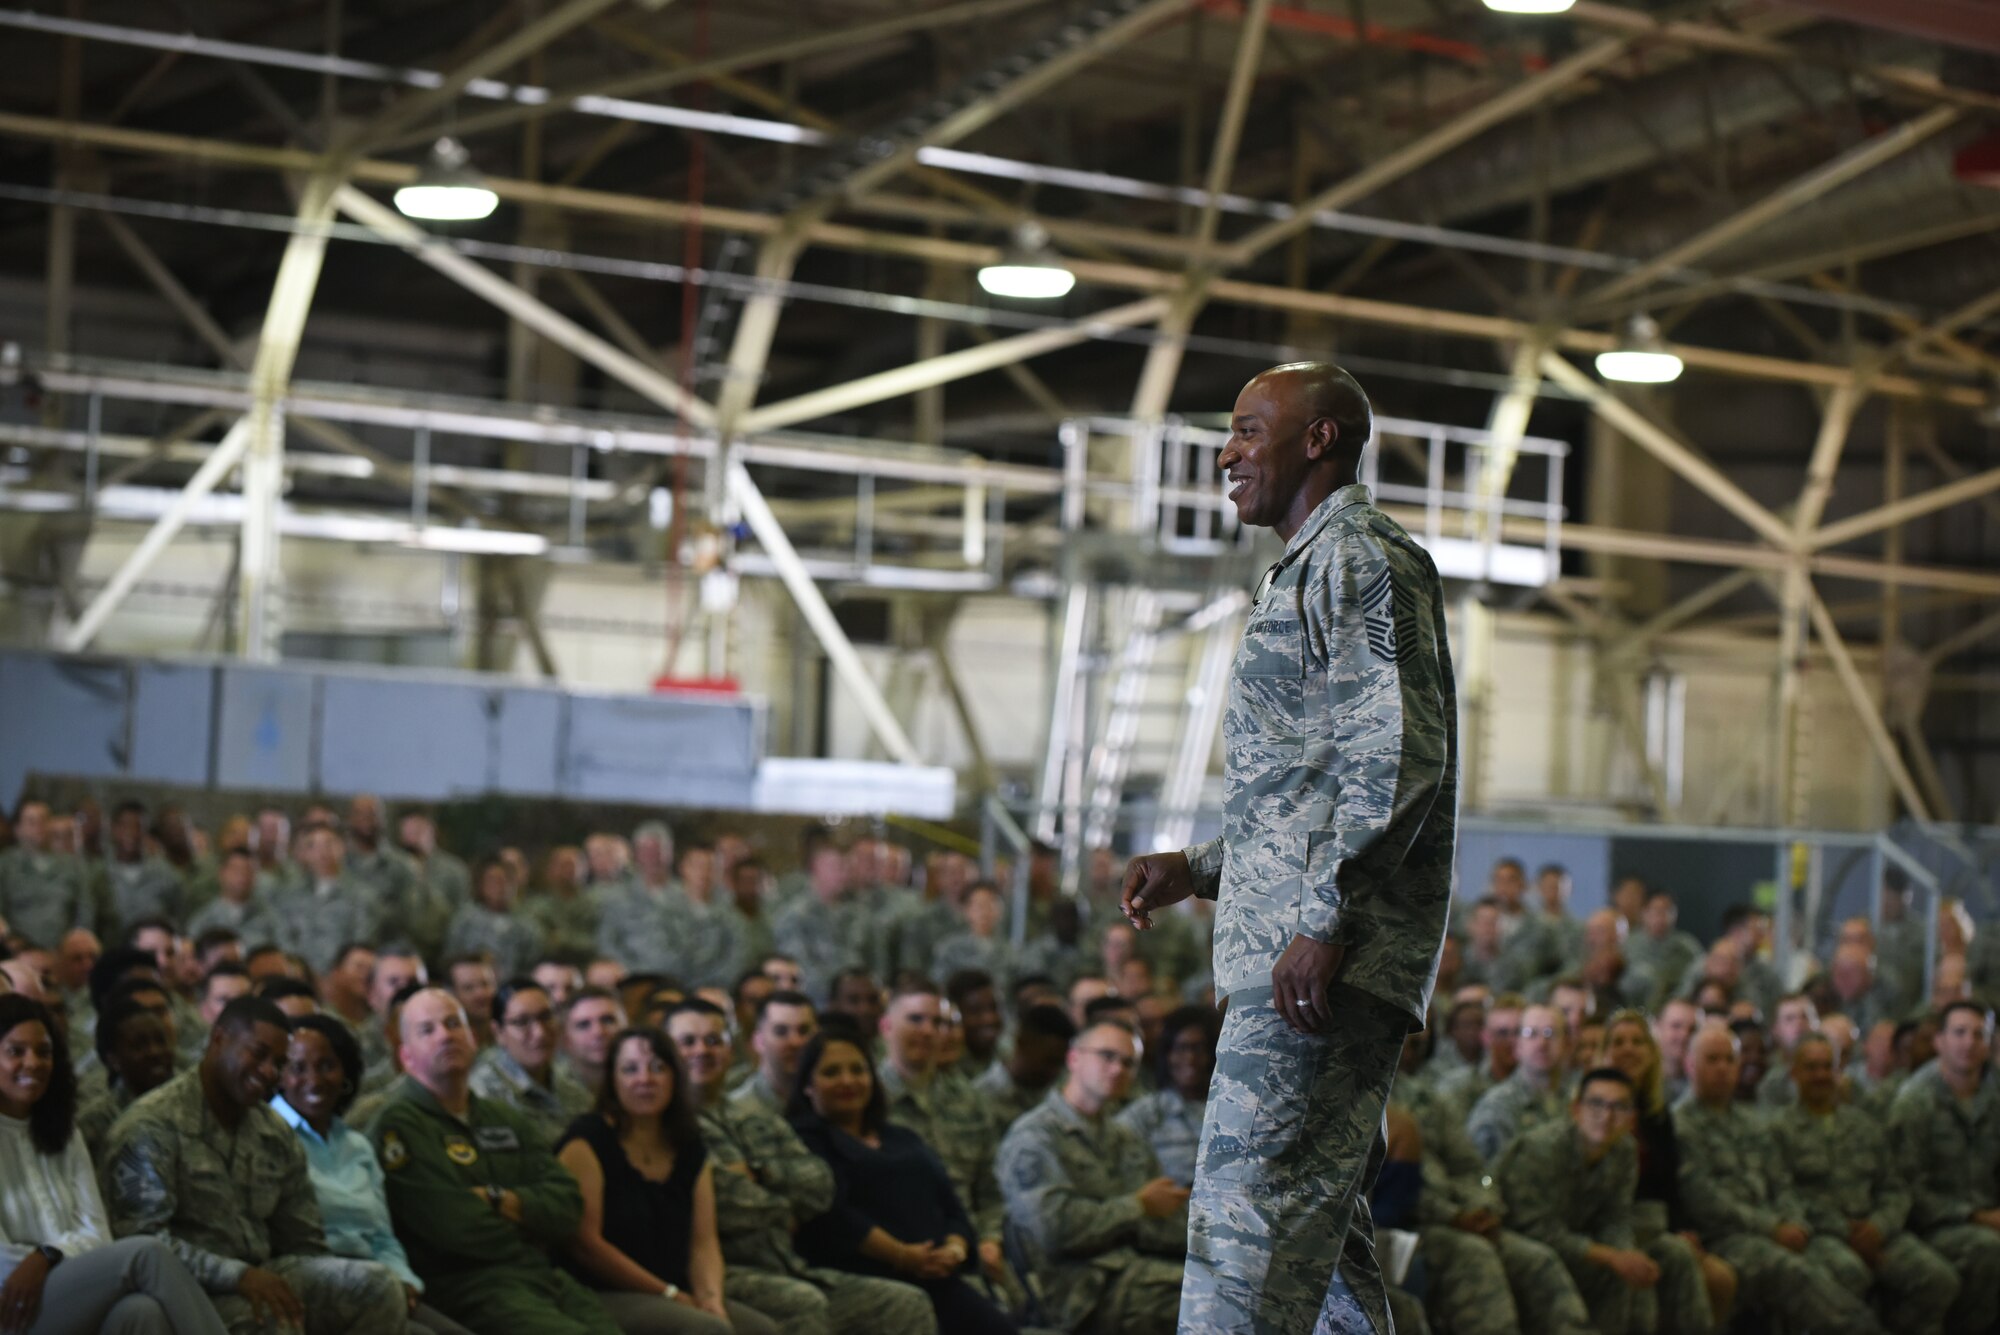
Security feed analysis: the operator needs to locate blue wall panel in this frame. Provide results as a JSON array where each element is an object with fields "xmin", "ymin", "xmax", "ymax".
[
  {"xmin": 488, "ymin": 687, "xmax": 564, "ymax": 796},
  {"xmin": 129, "ymin": 662, "xmax": 215, "ymax": 788},
  {"xmin": 0, "ymin": 652, "xmax": 129, "ymax": 803},
  {"xmin": 563, "ymin": 693, "xmax": 758, "ymax": 806},
  {"xmin": 213, "ymin": 666, "xmax": 316, "ymax": 792},
  {"xmin": 319, "ymin": 674, "xmax": 490, "ymax": 799}
]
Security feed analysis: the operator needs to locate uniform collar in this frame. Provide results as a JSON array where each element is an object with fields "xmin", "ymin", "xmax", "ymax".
[
  {"xmin": 1040, "ymin": 1085, "xmax": 1106, "ymax": 1138},
  {"xmin": 1279, "ymin": 483, "xmax": 1372, "ymax": 563}
]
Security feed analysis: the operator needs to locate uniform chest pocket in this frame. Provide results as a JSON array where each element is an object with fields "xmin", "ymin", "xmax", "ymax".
[{"xmin": 1238, "ymin": 612, "xmax": 1307, "ymax": 678}]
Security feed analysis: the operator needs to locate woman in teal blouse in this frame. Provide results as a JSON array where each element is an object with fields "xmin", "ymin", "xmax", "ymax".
[{"xmin": 272, "ymin": 1015, "xmax": 477, "ymax": 1335}]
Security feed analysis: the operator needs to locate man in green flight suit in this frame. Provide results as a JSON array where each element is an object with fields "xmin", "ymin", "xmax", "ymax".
[
  {"xmin": 372, "ymin": 986, "xmax": 620, "ymax": 1335},
  {"xmin": 1123, "ymin": 362, "xmax": 1458, "ymax": 1334}
]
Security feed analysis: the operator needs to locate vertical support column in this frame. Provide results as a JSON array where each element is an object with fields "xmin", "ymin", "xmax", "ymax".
[
  {"xmin": 1457, "ymin": 594, "xmax": 1496, "ymax": 813},
  {"xmin": 1771, "ymin": 563, "xmax": 1810, "ymax": 825},
  {"xmin": 1772, "ymin": 840, "xmax": 1794, "ymax": 990},
  {"xmin": 42, "ymin": 0, "xmax": 81, "ymax": 429},
  {"xmin": 1036, "ymin": 581, "xmax": 1092, "ymax": 844}
]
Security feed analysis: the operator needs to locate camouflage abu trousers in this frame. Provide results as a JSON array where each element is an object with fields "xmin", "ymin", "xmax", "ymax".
[
  {"xmin": 1181, "ymin": 985, "xmax": 1410, "ymax": 1335},
  {"xmin": 209, "ymin": 1254, "xmax": 406, "ymax": 1335}
]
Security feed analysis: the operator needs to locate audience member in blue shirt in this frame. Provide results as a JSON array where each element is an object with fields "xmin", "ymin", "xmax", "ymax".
[{"xmin": 272, "ymin": 1014, "xmax": 476, "ymax": 1335}]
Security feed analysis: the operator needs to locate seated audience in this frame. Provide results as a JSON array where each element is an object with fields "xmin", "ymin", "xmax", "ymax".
[
  {"xmin": 1887, "ymin": 1000, "xmax": 2000, "ymax": 1335},
  {"xmin": 665, "ymin": 999, "xmax": 936, "ymax": 1335},
  {"xmin": 1115, "ymin": 1004, "xmax": 1218, "ymax": 1188},
  {"xmin": 472, "ymin": 978, "xmax": 593, "ymax": 1146},
  {"xmin": 372, "ymin": 986, "xmax": 621, "ymax": 1335},
  {"xmin": 272, "ymin": 1014, "xmax": 474, "ymax": 1335},
  {"xmin": 357, "ymin": 947, "xmax": 426, "ymax": 1096},
  {"xmin": 1597, "ymin": 1010, "xmax": 1729, "ymax": 1330},
  {"xmin": 974, "ymin": 1004, "xmax": 1076, "ymax": 1130},
  {"xmin": 0, "ymin": 994, "xmax": 227, "ymax": 1335},
  {"xmin": 555, "ymin": 1026, "xmax": 777, "ymax": 1334},
  {"xmin": 930, "ymin": 884, "xmax": 1013, "ymax": 990},
  {"xmin": 101, "ymin": 995, "xmax": 407, "ymax": 1335},
  {"xmin": 442, "ymin": 954, "xmax": 498, "ymax": 1050},
  {"xmin": 1498, "ymin": 1068, "xmax": 1683, "ymax": 1335},
  {"xmin": 562, "ymin": 988, "xmax": 629, "ymax": 1099},
  {"xmin": 1672, "ymin": 1024, "xmax": 1882, "ymax": 1335},
  {"xmin": 788, "ymin": 1030, "xmax": 1016, "ymax": 1335},
  {"xmin": 1768, "ymin": 1033, "xmax": 1957, "ymax": 1335},
  {"xmin": 443, "ymin": 860, "xmax": 543, "ymax": 981},
  {"xmin": 824, "ymin": 970, "xmax": 883, "ymax": 1044},
  {"xmin": 1468, "ymin": 1002, "xmax": 1570, "ymax": 1161},
  {"xmin": 733, "ymin": 991, "xmax": 817, "ymax": 1115},
  {"xmin": 996, "ymin": 1017, "xmax": 1185, "ymax": 1335},
  {"xmin": 76, "ymin": 993, "xmax": 179, "ymax": 1159},
  {"xmin": 943, "ymin": 970, "xmax": 1004, "ymax": 1080}
]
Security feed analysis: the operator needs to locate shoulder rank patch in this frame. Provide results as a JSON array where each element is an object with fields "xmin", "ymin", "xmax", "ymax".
[
  {"xmin": 1358, "ymin": 566, "xmax": 1397, "ymax": 662},
  {"xmin": 444, "ymin": 1136, "xmax": 479, "ymax": 1166},
  {"xmin": 381, "ymin": 1130, "xmax": 407, "ymax": 1170}
]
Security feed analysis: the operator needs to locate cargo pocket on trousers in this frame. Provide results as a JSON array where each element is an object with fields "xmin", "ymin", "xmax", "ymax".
[{"xmin": 1197, "ymin": 1006, "xmax": 1334, "ymax": 1186}]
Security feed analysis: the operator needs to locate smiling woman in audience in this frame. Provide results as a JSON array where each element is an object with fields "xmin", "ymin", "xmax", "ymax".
[
  {"xmin": 557, "ymin": 1026, "xmax": 777, "ymax": 1335},
  {"xmin": 470, "ymin": 978, "xmax": 594, "ymax": 1146},
  {"xmin": 271, "ymin": 1013, "xmax": 476, "ymax": 1335},
  {"xmin": 0, "ymin": 994, "xmax": 226, "ymax": 1335},
  {"xmin": 786, "ymin": 1029, "xmax": 1018, "ymax": 1335}
]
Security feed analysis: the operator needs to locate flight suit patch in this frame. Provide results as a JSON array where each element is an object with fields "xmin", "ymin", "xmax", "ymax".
[
  {"xmin": 444, "ymin": 1136, "xmax": 479, "ymax": 1166},
  {"xmin": 381, "ymin": 1130, "xmax": 407, "ymax": 1170}
]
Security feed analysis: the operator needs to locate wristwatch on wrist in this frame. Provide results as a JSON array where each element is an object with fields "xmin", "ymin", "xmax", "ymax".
[
  {"xmin": 36, "ymin": 1244, "xmax": 63, "ymax": 1268},
  {"xmin": 661, "ymin": 1283, "xmax": 681, "ymax": 1301},
  {"xmin": 482, "ymin": 1186, "xmax": 504, "ymax": 1211}
]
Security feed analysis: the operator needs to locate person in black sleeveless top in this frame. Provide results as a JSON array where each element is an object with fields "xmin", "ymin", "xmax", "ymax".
[
  {"xmin": 556, "ymin": 1026, "xmax": 778, "ymax": 1335},
  {"xmin": 786, "ymin": 1028, "xmax": 1018, "ymax": 1335}
]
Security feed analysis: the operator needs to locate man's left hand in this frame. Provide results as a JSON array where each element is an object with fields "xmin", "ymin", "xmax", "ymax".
[{"xmin": 1272, "ymin": 934, "xmax": 1344, "ymax": 1033}]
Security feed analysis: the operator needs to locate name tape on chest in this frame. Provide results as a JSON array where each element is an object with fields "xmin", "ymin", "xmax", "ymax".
[{"xmin": 475, "ymin": 1125, "xmax": 521, "ymax": 1152}]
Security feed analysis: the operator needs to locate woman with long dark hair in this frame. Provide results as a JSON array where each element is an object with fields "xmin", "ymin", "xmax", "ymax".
[
  {"xmin": 556, "ymin": 1026, "xmax": 776, "ymax": 1335},
  {"xmin": 0, "ymin": 994, "xmax": 226, "ymax": 1335},
  {"xmin": 786, "ymin": 1030, "xmax": 1017, "ymax": 1335}
]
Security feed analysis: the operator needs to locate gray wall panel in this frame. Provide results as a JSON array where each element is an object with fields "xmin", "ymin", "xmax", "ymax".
[
  {"xmin": 563, "ymin": 694, "xmax": 758, "ymax": 804},
  {"xmin": 214, "ymin": 666, "xmax": 316, "ymax": 792},
  {"xmin": 319, "ymin": 675, "xmax": 490, "ymax": 799},
  {"xmin": 129, "ymin": 663, "xmax": 215, "ymax": 788},
  {"xmin": 0, "ymin": 652, "xmax": 130, "ymax": 803},
  {"xmin": 488, "ymin": 687, "xmax": 564, "ymax": 795}
]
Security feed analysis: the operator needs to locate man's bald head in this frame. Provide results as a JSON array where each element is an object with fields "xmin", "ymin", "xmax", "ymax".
[
  {"xmin": 1246, "ymin": 362, "xmax": 1372, "ymax": 456},
  {"xmin": 1225, "ymin": 362, "xmax": 1373, "ymax": 538}
]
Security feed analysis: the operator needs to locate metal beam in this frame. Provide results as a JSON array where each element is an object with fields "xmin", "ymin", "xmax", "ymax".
[
  {"xmin": 1810, "ymin": 463, "xmax": 2000, "ymax": 552},
  {"xmin": 334, "ymin": 184, "xmax": 718, "ymax": 427},
  {"xmin": 1584, "ymin": 106, "xmax": 1961, "ymax": 309},
  {"xmin": 726, "ymin": 459, "xmax": 922, "ymax": 766},
  {"xmin": 741, "ymin": 297, "xmax": 1170, "ymax": 434},
  {"xmin": 1806, "ymin": 585, "xmax": 1932, "ymax": 822},
  {"xmin": 1538, "ymin": 352, "xmax": 1795, "ymax": 551},
  {"xmin": 1792, "ymin": 380, "xmax": 1863, "ymax": 540},
  {"xmin": 3, "ymin": 111, "xmax": 1989, "ymax": 410},
  {"xmin": 1223, "ymin": 36, "xmax": 1635, "ymax": 266},
  {"xmin": 60, "ymin": 415, "xmax": 251, "ymax": 651}
]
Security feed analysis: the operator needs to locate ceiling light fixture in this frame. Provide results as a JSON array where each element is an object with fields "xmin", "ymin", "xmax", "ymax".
[
  {"xmin": 977, "ymin": 223, "xmax": 1076, "ymax": 300},
  {"xmin": 1482, "ymin": 0, "xmax": 1574, "ymax": 12},
  {"xmin": 1596, "ymin": 315, "xmax": 1685, "ymax": 384},
  {"xmin": 394, "ymin": 137, "xmax": 499, "ymax": 222}
]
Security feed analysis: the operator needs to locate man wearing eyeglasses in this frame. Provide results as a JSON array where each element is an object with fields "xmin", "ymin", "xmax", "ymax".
[
  {"xmin": 1673, "ymin": 1024, "xmax": 1885, "ymax": 1335},
  {"xmin": 997, "ymin": 1018, "xmax": 1189, "ymax": 1335},
  {"xmin": 1122, "ymin": 363, "xmax": 1457, "ymax": 1335},
  {"xmin": 1497, "ymin": 1067, "xmax": 1669, "ymax": 1335},
  {"xmin": 1469, "ymin": 1004, "xmax": 1572, "ymax": 1162}
]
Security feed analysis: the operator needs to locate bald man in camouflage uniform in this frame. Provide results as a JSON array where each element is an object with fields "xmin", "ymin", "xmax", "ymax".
[
  {"xmin": 1768, "ymin": 1035, "xmax": 1958, "ymax": 1335},
  {"xmin": 1124, "ymin": 362, "xmax": 1457, "ymax": 1335}
]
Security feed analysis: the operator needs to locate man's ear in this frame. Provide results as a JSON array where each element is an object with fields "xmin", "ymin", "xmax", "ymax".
[{"xmin": 1303, "ymin": 416, "xmax": 1340, "ymax": 461}]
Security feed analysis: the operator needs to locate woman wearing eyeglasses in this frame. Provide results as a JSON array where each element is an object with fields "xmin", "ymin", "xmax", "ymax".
[
  {"xmin": 786, "ymin": 1030, "xmax": 1018, "ymax": 1335},
  {"xmin": 470, "ymin": 978, "xmax": 594, "ymax": 1146},
  {"xmin": 1601, "ymin": 1009, "xmax": 1734, "ymax": 1331}
]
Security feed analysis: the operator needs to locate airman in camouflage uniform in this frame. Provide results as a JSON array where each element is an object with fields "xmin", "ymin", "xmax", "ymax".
[
  {"xmin": 1124, "ymin": 364, "xmax": 1457, "ymax": 1335},
  {"xmin": 272, "ymin": 824, "xmax": 381, "ymax": 976},
  {"xmin": 1674, "ymin": 1026, "xmax": 1883, "ymax": 1335},
  {"xmin": 101, "ymin": 1001, "xmax": 407, "ymax": 1335},
  {"xmin": 1396, "ymin": 1071, "xmax": 1597, "ymax": 1335},
  {"xmin": 468, "ymin": 1043, "xmax": 593, "ymax": 1148},
  {"xmin": 1467, "ymin": 1005, "xmax": 1570, "ymax": 1162},
  {"xmin": 344, "ymin": 795, "xmax": 447, "ymax": 951},
  {"xmin": 592, "ymin": 874, "xmax": 688, "ymax": 976},
  {"xmin": 442, "ymin": 898, "xmax": 544, "ymax": 980},
  {"xmin": 666, "ymin": 1001, "xmax": 938, "ymax": 1335},
  {"xmin": 1768, "ymin": 1035, "xmax": 1958, "ymax": 1335},
  {"xmin": 997, "ymin": 1070, "xmax": 1187, "ymax": 1335},
  {"xmin": 1495, "ymin": 1079, "xmax": 1657, "ymax": 1335},
  {"xmin": 1888, "ymin": 1002, "xmax": 2000, "ymax": 1335},
  {"xmin": 877, "ymin": 987, "xmax": 1005, "ymax": 1248},
  {"xmin": 0, "ymin": 800, "xmax": 93, "ymax": 949},
  {"xmin": 772, "ymin": 883, "xmax": 871, "ymax": 1003},
  {"xmin": 97, "ymin": 855, "xmax": 187, "ymax": 939},
  {"xmin": 677, "ymin": 890, "xmax": 751, "ymax": 991},
  {"xmin": 1116, "ymin": 1087, "xmax": 1204, "ymax": 1188}
]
